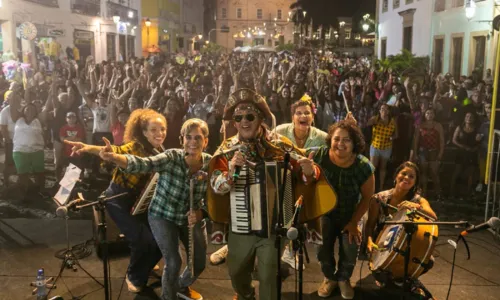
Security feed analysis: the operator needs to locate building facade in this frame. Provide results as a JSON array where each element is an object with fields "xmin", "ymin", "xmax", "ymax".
[
  {"xmin": 0, "ymin": 0, "xmax": 142, "ymax": 63},
  {"xmin": 430, "ymin": 0, "xmax": 499, "ymax": 77},
  {"xmin": 376, "ymin": 0, "xmax": 433, "ymax": 58},
  {"xmin": 140, "ymin": 0, "xmax": 203, "ymax": 54},
  {"xmin": 214, "ymin": 0, "xmax": 295, "ymax": 50}
]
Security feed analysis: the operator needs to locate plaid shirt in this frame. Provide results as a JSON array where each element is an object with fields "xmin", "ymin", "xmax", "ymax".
[
  {"xmin": 110, "ymin": 142, "xmax": 152, "ymax": 190},
  {"xmin": 310, "ymin": 146, "xmax": 374, "ymax": 225},
  {"xmin": 371, "ymin": 118, "xmax": 396, "ymax": 150},
  {"xmin": 124, "ymin": 149, "xmax": 212, "ymax": 225}
]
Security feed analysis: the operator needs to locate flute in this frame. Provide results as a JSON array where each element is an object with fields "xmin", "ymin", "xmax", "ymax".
[{"xmin": 188, "ymin": 178, "xmax": 195, "ymax": 278}]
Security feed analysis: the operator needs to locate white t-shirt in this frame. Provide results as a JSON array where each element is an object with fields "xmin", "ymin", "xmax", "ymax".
[
  {"xmin": 13, "ymin": 118, "xmax": 45, "ymax": 153},
  {"xmin": 91, "ymin": 106, "xmax": 111, "ymax": 133},
  {"xmin": 0, "ymin": 105, "xmax": 15, "ymax": 140}
]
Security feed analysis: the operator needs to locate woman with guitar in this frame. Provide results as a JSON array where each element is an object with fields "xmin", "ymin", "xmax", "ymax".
[
  {"xmin": 65, "ymin": 108, "xmax": 165, "ymax": 294},
  {"xmin": 95, "ymin": 118, "xmax": 211, "ymax": 300}
]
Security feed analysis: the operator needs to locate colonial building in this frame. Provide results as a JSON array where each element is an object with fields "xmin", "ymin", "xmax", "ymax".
[
  {"xmin": 140, "ymin": 0, "xmax": 204, "ymax": 54},
  {"xmin": 214, "ymin": 0, "xmax": 295, "ymax": 50},
  {"xmin": 0, "ymin": 0, "xmax": 142, "ymax": 63},
  {"xmin": 376, "ymin": 0, "xmax": 434, "ymax": 59},
  {"xmin": 430, "ymin": 0, "xmax": 498, "ymax": 77}
]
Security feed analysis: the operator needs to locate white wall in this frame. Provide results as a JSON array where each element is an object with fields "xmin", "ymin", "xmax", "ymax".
[
  {"xmin": 0, "ymin": 0, "xmax": 142, "ymax": 62},
  {"xmin": 377, "ymin": 0, "xmax": 433, "ymax": 57},
  {"xmin": 430, "ymin": 0, "xmax": 497, "ymax": 75}
]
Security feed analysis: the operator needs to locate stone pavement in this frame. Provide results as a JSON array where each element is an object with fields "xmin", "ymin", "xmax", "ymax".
[{"xmin": 0, "ymin": 215, "xmax": 500, "ymax": 300}]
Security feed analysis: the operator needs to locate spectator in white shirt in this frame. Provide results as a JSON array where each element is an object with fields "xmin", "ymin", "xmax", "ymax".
[{"xmin": 0, "ymin": 91, "xmax": 16, "ymax": 186}]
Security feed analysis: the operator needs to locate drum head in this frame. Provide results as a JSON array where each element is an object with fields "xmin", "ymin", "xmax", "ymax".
[{"xmin": 370, "ymin": 210, "xmax": 407, "ymax": 271}]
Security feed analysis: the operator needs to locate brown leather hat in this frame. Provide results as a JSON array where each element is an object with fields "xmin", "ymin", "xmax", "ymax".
[{"xmin": 223, "ymin": 88, "xmax": 273, "ymax": 121}]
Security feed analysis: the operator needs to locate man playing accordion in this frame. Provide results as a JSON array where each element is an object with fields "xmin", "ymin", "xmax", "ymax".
[{"xmin": 206, "ymin": 88, "xmax": 335, "ymax": 300}]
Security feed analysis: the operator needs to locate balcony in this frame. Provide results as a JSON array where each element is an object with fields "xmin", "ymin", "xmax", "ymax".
[
  {"xmin": 71, "ymin": 0, "xmax": 100, "ymax": 17},
  {"xmin": 106, "ymin": 1, "xmax": 138, "ymax": 26},
  {"xmin": 23, "ymin": 0, "xmax": 59, "ymax": 8}
]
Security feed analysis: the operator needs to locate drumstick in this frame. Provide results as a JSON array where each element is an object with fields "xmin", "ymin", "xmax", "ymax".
[{"xmin": 342, "ymin": 91, "xmax": 350, "ymax": 114}]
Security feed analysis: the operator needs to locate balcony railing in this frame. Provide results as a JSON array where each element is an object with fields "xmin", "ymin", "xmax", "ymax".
[
  {"xmin": 23, "ymin": 0, "xmax": 59, "ymax": 8},
  {"xmin": 71, "ymin": 0, "xmax": 100, "ymax": 17},
  {"xmin": 107, "ymin": 1, "xmax": 138, "ymax": 25}
]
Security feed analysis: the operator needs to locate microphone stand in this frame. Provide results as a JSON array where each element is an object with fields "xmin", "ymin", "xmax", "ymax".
[
  {"xmin": 291, "ymin": 224, "xmax": 310, "ymax": 300},
  {"xmin": 275, "ymin": 152, "xmax": 290, "ymax": 300},
  {"xmin": 381, "ymin": 219, "xmax": 470, "ymax": 300}
]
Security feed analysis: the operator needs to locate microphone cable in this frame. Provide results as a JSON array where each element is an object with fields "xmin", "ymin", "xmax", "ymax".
[{"xmin": 446, "ymin": 234, "xmax": 470, "ymax": 300}]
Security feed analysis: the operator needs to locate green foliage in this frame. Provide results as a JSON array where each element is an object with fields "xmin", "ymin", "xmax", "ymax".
[
  {"xmin": 276, "ymin": 42, "xmax": 295, "ymax": 52},
  {"xmin": 201, "ymin": 42, "xmax": 224, "ymax": 54},
  {"xmin": 377, "ymin": 49, "xmax": 429, "ymax": 77}
]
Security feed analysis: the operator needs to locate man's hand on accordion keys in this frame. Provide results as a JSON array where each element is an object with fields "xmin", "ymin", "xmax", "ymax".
[{"xmin": 186, "ymin": 209, "xmax": 203, "ymax": 227}]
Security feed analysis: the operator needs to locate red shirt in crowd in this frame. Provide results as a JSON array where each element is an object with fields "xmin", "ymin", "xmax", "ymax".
[{"xmin": 59, "ymin": 124, "xmax": 85, "ymax": 157}]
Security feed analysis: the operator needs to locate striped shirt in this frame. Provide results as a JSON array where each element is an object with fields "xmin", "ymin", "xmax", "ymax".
[{"xmin": 124, "ymin": 149, "xmax": 212, "ymax": 225}]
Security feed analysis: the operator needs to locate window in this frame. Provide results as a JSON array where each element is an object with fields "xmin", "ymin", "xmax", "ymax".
[
  {"xmin": 221, "ymin": 8, "xmax": 226, "ymax": 19},
  {"xmin": 381, "ymin": 38, "xmax": 387, "ymax": 59},
  {"xmin": 452, "ymin": 0, "xmax": 464, "ymax": 8},
  {"xmin": 235, "ymin": 40, "xmax": 243, "ymax": 47},
  {"xmin": 393, "ymin": 0, "xmax": 400, "ymax": 9},
  {"xmin": 406, "ymin": 0, "xmax": 414, "ymax": 4},
  {"xmin": 277, "ymin": 9, "xmax": 282, "ymax": 20},
  {"xmin": 433, "ymin": 38, "xmax": 444, "ymax": 74},
  {"xmin": 237, "ymin": 8, "xmax": 242, "ymax": 19},
  {"xmin": 382, "ymin": 0, "xmax": 388, "ymax": 12},
  {"xmin": 435, "ymin": 0, "xmax": 445, "ymax": 12},
  {"xmin": 345, "ymin": 30, "xmax": 351, "ymax": 39},
  {"xmin": 257, "ymin": 8, "xmax": 262, "ymax": 19},
  {"xmin": 106, "ymin": 33, "xmax": 116, "ymax": 60},
  {"xmin": 473, "ymin": 36, "xmax": 486, "ymax": 72},
  {"xmin": 451, "ymin": 36, "xmax": 463, "ymax": 79},
  {"xmin": 403, "ymin": 26, "xmax": 412, "ymax": 52}
]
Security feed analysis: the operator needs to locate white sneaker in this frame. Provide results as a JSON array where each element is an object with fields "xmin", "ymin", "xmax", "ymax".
[
  {"xmin": 281, "ymin": 246, "xmax": 305, "ymax": 270},
  {"xmin": 338, "ymin": 280, "xmax": 354, "ymax": 299},
  {"xmin": 125, "ymin": 275, "xmax": 142, "ymax": 293},
  {"xmin": 317, "ymin": 278, "xmax": 338, "ymax": 298},
  {"xmin": 209, "ymin": 245, "xmax": 228, "ymax": 265}
]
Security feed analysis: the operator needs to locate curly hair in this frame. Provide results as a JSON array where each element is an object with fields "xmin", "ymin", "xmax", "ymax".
[
  {"xmin": 290, "ymin": 99, "xmax": 314, "ymax": 117},
  {"xmin": 326, "ymin": 120, "xmax": 366, "ymax": 154},
  {"xmin": 123, "ymin": 109, "xmax": 167, "ymax": 147}
]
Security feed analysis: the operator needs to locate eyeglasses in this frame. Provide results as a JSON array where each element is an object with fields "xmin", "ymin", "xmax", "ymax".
[
  {"xmin": 233, "ymin": 114, "xmax": 256, "ymax": 123},
  {"xmin": 295, "ymin": 111, "xmax": 312, "ymax": 117}
]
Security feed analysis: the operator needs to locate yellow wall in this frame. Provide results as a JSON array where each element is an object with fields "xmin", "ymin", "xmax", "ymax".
[
  {"xmin": 142, "ymin": 0, "xmax": 159, "ymax": 18},
  {"xmin": 142, "ymin": 25, "xmax": 159, "ymax": 52}
]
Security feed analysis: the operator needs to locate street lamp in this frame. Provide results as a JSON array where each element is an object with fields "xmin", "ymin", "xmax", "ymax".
[
  {"xmin": 145, "ymin": 18, "xmax": 151, "ymax": 48},
  {"xmin": 113, "ymin": 14, "xmax": 120, "ymax": 24},
  {"xmin": 465, "ymin": 0, "xmax": 476, "ymax": 21},
  {"xmin": 198, "ymin": 34, "xmax": 203, "ymax": 40},
  {"xmin": 362, "ymin": 23, "xmax": 370, "ymax": 32}
]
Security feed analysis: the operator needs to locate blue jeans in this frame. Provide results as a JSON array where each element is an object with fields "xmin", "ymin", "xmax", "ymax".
[
  {"xmin": 149, "ymin": 216, "xmax": 207, "ymax": 300},
  {"xmin": 316, "ymin": 213, "xmax": 359, "ymax": 281},
  {"xmin": 104, "ymin": 183, "xmax": 162, "ymax": 287}
]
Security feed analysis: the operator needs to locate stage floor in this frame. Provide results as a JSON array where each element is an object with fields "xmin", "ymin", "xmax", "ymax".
[{"xmin": 0, "ymin": 218, "xmax": 500, "ymax": 300}]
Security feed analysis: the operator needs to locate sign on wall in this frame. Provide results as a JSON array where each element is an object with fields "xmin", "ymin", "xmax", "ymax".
[
  {"xmin": 48, "ymin": 29, "xmax": 65, "ymax": 37},
  {"xmin": 19, "ymin": 22, "xmax": 37, "ymax": 40}
]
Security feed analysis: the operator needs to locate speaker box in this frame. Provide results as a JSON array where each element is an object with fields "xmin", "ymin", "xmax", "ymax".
[{"xmin": 92, "ymin": 206, "xmax": 129, "ymax": 258}]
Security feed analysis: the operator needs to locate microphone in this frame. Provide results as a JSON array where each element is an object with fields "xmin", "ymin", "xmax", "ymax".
[
  {"xmin": 461, "ymin": 217, "xmax": 500, "ymax": 236},
  {"xmin": 286, "ymin": 196, "xmax": 304, "ymax": 241},
  {"xmin": 232, "ymin": 145, "xmax": 248, "ymax": 180},
  {"xmin": 56, "ymin": 199, "xmax": 85, "ymax": 218}
]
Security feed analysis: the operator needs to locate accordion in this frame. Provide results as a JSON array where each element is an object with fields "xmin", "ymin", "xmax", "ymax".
[
  {"xmin": 131, "ymin": 172, "xmax": 160, "ymax": 215},
  {"xmin": 230, "ymin": 161, "xmax": 294, "ymax": 238}
]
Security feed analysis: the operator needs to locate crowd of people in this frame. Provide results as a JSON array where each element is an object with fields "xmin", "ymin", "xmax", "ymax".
[{"xmin": 0, "ymin": 49, "xmax": 493, "ymax": 300}]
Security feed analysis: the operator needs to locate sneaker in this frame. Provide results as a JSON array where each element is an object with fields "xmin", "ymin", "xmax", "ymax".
[
  {"xmin": 338, "ymin": 280, "xmax": 354, "ymax": 299},
  {"xmin": 125, "ymin": 275, "xmax": 142, "ymax": 293},
  {"xmin": 317, "ymin": 278, "xmax": 338, "ymax": 298},
  {"xmin": 211, "ymin": 231, "xmax": 224, "ymax": 245},
  {"xmin": 281, "ymin": 246, "xmax": 305, "ymax": 270},
  {"xmin": 177, "ymin": 287, "xmax": 203, "ymax": 300},
  {"xmin": 209, "ymin": 245, "xmax": 228, "ymax": 265}
]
